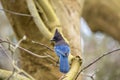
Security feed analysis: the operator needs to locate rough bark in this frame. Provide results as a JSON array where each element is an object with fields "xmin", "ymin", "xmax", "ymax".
[
  {"xmin": 83, "ymin": 0, "xmax": 120, "ymax": 42},
  {"xmin": 1, "ymin": 0, "xmax": 83, "ymax": 80}
]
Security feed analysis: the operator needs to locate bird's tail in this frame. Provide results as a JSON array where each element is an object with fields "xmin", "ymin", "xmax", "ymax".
[{"xmin": 59, "ymin": 55, "xmax": 70, "ymax": 73}]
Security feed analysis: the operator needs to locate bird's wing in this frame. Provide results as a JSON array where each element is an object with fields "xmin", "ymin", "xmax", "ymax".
[{"xmin": 54, "ymin": 45, "xmax": 70, "ymax": 56}]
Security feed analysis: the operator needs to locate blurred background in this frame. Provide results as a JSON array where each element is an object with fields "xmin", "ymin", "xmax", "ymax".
[
  {"xmin": 81, "ymin": 18, "xmax": 120, "ymax": 80},
  {"xmin": 0, "ymin": 0, "xmax": 120, "ymax": 80},
  {"xmin": 81, "ymin": 0, "xmax": 120, "ymax": 80}
]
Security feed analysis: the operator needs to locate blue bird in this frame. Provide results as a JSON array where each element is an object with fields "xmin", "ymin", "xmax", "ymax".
[{"xmin": 51, "ymin": 29, "xmax": 70, "ymax": 73}]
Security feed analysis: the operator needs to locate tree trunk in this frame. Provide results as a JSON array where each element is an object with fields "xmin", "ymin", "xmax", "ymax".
[
  {"xmin": 1, "ymin": 0, "xmax": 83, "ymax": 80},
  {"xmin": 83, "ymin": 0, "xmax": 120, "ymax": 42}
]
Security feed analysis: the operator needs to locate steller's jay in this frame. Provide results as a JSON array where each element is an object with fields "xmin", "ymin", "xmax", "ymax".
[{"xmin": 51, "ymin": 29, "xmax": 70, "ymax": 73}]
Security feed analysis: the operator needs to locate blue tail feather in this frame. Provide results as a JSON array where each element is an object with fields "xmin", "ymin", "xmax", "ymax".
[{"xmin": 59, "ymin": 55, "xmax": 69, "ymax": 73}]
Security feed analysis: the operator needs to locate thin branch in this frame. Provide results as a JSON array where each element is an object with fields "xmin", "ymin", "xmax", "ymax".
[
  {"xmin": 3, "ymin": 38, "xmax": 35, "ymax": 80},
  {"xmin": 0, "ymin": 39, "xmax": 57, "ymax": 79},
  {"xmin": 12, "ymin": 60, "xmax": 35, "ymax": 80},
  {"xmin": 7, "ymin": 67, "xmax": 16, "ymax": 80},
  {"xmin": 75, "ymin": 48, "xmax": 120, "ymax": 80},
  {"xmin": 82, "ymin": 73, "xmax": 95, "ymax": 80},
  {"xmin": 32, "ymin": 40, "xmax": 54, "ymax": 52},
  {"xmin": 82, "ymin": 70, "xmax": 98, "ymax": 80},
  {"xmin": 14, "ymin": 35, "xmax": 26, "ymax": 50},
  {"xmin": 0, "ymin": 39, "xmax": 55, "ymax": 59},
  {"xmin": 0, "ymin": 9, "xmax": 32, "ymax": 17},
  {"xmin": 0, "ymin": 69, "xmax": 31, "ymax": 80},
  {"xmin": 44, "ymin": 52, "xmax": 57, "ymax": 62},
  {"xmin": 6, "ymin": 39, "xmax": 16, "ymax": 80},
  {"xmin": 0, "ymin": 41, "xmax": 13, "ymax": 62}
]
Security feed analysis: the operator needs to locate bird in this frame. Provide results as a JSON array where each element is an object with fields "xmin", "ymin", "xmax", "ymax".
[{"xmin": 51, "ymin": 29, "xmax": 70, "ymax": 73}]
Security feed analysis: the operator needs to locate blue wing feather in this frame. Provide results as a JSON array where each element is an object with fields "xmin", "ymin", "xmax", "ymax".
[{"xmin": 54, "ymin": 44, "xmax": 70, "ymax": 57}]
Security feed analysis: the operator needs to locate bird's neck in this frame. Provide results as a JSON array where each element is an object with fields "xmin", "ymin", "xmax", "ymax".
[{"xmin": 55, "ymin": 40, "xmax": 68, "ymax": 45}]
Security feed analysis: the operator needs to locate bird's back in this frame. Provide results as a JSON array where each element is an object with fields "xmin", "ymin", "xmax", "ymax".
[{"xmin": 54, "ymin": 44, "xmax": 70, "ymax": 57}]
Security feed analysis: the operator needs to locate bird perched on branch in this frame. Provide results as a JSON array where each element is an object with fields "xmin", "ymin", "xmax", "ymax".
[{"xmin": 51, "ymin": 29, "xmax": 70, "ymax": 73}]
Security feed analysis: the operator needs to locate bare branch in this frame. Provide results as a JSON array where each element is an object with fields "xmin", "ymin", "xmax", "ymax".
[
  {"xmin": 75, "ymin": 48, "xmax": 120, "ymax": 80},
  {"xmin": 0, "ymin": 9, "xmax": 32, "ymax": 17},
  {"xmin": 14, "ymin": 35, "xmax": 26, "ymax": 50},
  {"xmin": 2, "ymin": 38, "xmax": 35, "ymax": 80},
  {"xmin": 82, "ymin": 73, "xmax": 95, "ymax": 80},
  {"xmin": 7, "ymin": 68, "xmax": 16, "ymax": 80},
  {"xmin": 0, "ymin": 39, "xmax": 56, "ymax": 60},
  {"xmin": 12, "ymin": 61, "xmax": 35, "ymax": 80},
  {"xmin": 32, "ymin": 40, "xmax": 54, "ymax": 52},
  {"xmin": 44, "ymin": 53, "xmax": 57, "ymax": 62},
  {"xmin": 82, "ymin": 70, "xmax": 98, "ymax": 80},
  {"xmin": 0, "ymin": 38, "xmax": 58, "ymax": 79}
]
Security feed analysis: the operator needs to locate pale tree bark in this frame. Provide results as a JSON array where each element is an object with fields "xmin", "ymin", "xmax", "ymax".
[
  {"xmin": 83, "ymin": 0, "xmax": 120, "ymax": 42},
  {"xmin": 0, "ymin": 0, "xmax": 83, "ymax": 80}
]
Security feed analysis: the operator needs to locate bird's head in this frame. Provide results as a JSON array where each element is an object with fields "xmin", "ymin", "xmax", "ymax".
[{"xmin": 51, "ymin": 29, "xmax": 64, "ymax": 43}]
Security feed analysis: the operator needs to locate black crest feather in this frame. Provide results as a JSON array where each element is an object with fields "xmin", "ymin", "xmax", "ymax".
[{"xmin": 51, "ymin": 29, "xmax": 64, "ymax": 42}]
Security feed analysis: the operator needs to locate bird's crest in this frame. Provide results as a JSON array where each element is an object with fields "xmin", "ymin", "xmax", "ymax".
[{"xmin": 51, "ymin": 29, "xmax": 64, "ymax": 42}]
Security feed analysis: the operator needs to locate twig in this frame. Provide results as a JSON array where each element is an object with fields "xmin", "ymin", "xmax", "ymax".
[
  {"xmin": 0, "ymin": 8, "xmax": 32, "ymax": 17},
  {"xmin": 12, "ymin": 60, "xmax": 35, "ymax": 80},
  {"xmin": 14, "ymin": 35, "xmax": 26, "ymax": 50},
  {"xmin": 0, "ymin": 38, "xmax": 57, "ymax": 79},
  {"xmin": 4, "ymin": 38, "xmax": 35, "ymax": 80},
  {"xmin": 7, "ymin": 68, "xmax": 16, "ymax": 80},
  {"xmin": 82, "ymin": 73, "xmax": 94, "ymax": 80},
  {"xmin": 75, "ymin": 48, "xmax": 120, "ymax": 80},
  {"xmin": 0, "ymin": 39, "xmax": 57, "ymax": 62},
  {"xmin": 0, "ymin": 40, "xmax": 52, "ymax": 58},
  {"xmin": 82, "ymin": 70, "xmax": 98, "ymax": 80},
  {"xmin": 32, "ymin": 40, "xmax": 54, "ymax": 52},
  {"xmin": 44, "ymin": 52, "xmax": 57, "ymax": 62},
  {"xmin": 6, "ymin": 38, "xmax": 15, "ymax": 80}
]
